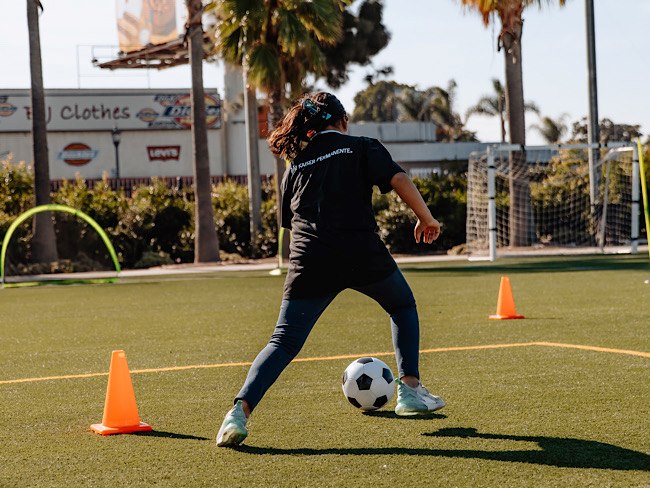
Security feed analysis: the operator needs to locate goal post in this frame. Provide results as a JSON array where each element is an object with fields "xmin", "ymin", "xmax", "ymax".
[
  {"xmin": 467, "ymin": 142, "xmax": 641, "ymax": 260},
  {"xmin": 636, "ymin": 139, "xmax": 650, "ymax": 260}
]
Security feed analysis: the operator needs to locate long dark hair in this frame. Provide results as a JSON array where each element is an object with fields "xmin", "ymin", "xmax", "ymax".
[{"xmin": 268, "ymin": 92, "xmax": 347, "ymax": 160}]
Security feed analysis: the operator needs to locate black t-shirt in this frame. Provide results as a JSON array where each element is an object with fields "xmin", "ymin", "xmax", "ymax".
[{"xmin": 280, "ymin": 131, "xmax": 406, "ymax": 299}]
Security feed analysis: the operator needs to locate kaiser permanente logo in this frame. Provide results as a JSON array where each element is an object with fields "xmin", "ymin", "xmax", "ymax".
[{"xmin": 291, "ymin": 147, "xmax": 353, "ymax": 174}]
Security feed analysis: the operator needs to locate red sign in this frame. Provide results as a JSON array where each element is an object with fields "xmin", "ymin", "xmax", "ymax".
[
  {"xmin": 57, "ymin": 142, "xmax": 98, "ymax": 166},
  {"xmin": 147, "ymin": 145, "xmax": 180, "ymax": 161}
]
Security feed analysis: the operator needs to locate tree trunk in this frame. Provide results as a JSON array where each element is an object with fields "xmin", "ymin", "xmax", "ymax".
[
  {"xmin": 27, "ymin": 0, "xmax": 58, "ymax": 264},
  {"xmin": 243, "ymin": 74, "xmax": 262, "ymax": 254},
  {"xmin": 187, "ymin": 0, "xmax": 220, "ymax": 262},
  {"xmin": 498, "ymin": 96, "xmax": 506, "ymax": 143},
  {"xmin": 502, "ymin": 15, "xmax": 532, "ymax": 247},
  {"xmin": 267, "ymin": 86, "xmax": 290, "ymax": 260}
]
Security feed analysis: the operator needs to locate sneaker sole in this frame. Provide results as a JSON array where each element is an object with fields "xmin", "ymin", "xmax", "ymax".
[
  {"xmin": 216, "ymin": 429, "xmax": 247, "ymax": 447},
  {"xmin": 395, "ymin": 402, "xmax": 446, "ymax": 417}
]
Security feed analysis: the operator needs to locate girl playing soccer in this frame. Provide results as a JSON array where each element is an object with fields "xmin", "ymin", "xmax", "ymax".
[{"xmin": 217, "ymin": 92, "xmax": 445, "ymax": 447}]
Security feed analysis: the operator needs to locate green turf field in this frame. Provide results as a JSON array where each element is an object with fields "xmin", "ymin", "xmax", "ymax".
[{"xmin": 1, "ymin": 255, "xmax": 649, "ymax": 487}]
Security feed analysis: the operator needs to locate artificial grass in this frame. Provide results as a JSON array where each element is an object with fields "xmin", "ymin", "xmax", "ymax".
[{"xmin": 0, "ymin": 255, "xmax": 648, "ymax": 487}]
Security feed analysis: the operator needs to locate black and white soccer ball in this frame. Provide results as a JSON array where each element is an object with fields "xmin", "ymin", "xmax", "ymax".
[{"xmin": 342, "ymin": 357, "xmax": 395, "ymax": 411}]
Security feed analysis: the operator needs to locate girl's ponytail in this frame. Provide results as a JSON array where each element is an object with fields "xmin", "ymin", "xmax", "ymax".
[{"xmin": 268, "ymin": 92, "xmax": 347, "ymax": 160}]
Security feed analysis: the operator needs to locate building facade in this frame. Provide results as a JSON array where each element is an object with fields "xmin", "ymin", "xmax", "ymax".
[{"xmin": 0, "ymin": 86, "xmax": 490, "ymax": 180}]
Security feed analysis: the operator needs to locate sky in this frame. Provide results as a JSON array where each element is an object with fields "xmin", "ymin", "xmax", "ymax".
[{"xmin": 1, "ymin": 0, "xmax": 648, "ymax": 144}]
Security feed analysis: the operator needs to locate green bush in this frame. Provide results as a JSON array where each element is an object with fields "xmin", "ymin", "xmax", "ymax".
[
  {"xmin": 134, "ymin": 250, "xmax": 175, "ymax": 269},
  {"xmin": 51, "ymin": 175, "xmax": 126, "ymax": 268},
  {"xmin": 0, "ymin": 160, "xmax": 34, "ymax": 265},
  {"xmin": 1, "ymin": 161, "xmax": 474, "ymax": 270},
  {"xmin": 212, "ymin": 179, "xmax": 278, "ymax": 259},
  {"xmin": 374, "ymin": 173, "xmax": 467, "ymax": 254},
  {"xmin": 117, "ymin": 178, "xmax": 193, "ymax": 267}
]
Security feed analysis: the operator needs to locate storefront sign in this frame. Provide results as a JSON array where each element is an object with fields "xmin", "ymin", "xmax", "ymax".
[
  {"xmin": 57, "ymin": 143, "xmax": 98, "ymax": 166},
  {"xmin": 147, "ymin": 145, "xmax": 181, "ymax": 161},
  {"xmin": 0, "ymin": 90, "xmax": 221, "ymax": 132}
]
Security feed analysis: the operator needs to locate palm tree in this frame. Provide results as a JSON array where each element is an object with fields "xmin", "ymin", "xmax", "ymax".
[
  {"xmin": 425, "ymin": 81, "xmax": 477, "ymax": 142},
  {"xmin": 400, "ymin": 81, "xmax": 477, "ymax": 142},
  {"xmin": 465, "ymin": 78, "xmax": 539, "ymax": 143},
  {"xmin": 530, "ymin": 114, "xmax": 568, "ymax": 144},
  {"xmin": 186, "ymin": 0, "xmax": 220, "ymax": 262},
  {"xmin": 211, "ymin": 0, "xmax": 345, "ymax": 247},
  {"xmin": 351, "ymin": 80, "xmax": 407, "ymax": 122},
  {"xmin": 26, "ymin": 0, "xmax": 57, "ymax": 263},
  {"xmin": 458, "ymin": 0, "xmax": 566, "ymax": 246}
]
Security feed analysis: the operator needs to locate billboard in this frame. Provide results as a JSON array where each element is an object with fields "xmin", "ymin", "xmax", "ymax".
[
  {"xmin": 116, "ymin": 0, "xmax": 178, "ymax": 53},
  {"xmin": 0, "ymin": 90, "xmax": 222, "ymax": 132}
]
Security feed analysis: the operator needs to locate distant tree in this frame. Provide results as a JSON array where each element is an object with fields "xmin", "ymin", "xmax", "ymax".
[
  {"xmin": 351, "ymin": 80, "xmax": 407, "ymax": 122},
  {"xmin": 466, "ymin": 78, "xmax": 538, "ymax": 143},
  {"xmin": 399, "ymin": 86, "xmax": 431, "ymax": 122},
  {"xmin": 420, "ymin": 81, "xmax": 478, "ymax": 142},
  {"xmin": 26, "ymin": 0, "xmax": 58, "ymax": 263},
  {"xmin": 353, "ymin": 79, "xmax": 477, "ymax": 142},
  {"xmin": 530, "ymin": 113, "xmax": 569, "ymax": 144},
  {"xmin": 570, "ymin": 118, "xmax": 642, "ymax": 144},
  {"xmin": 322, "ymin": 0, "xmax": 391, "ymax": 88},
  {"xmin": 400, "ymin": 81, "xmax": 477, "ymax": 142},
  {"xmin": 363, "ymin": 65, "xmax": 393, "ymax": 86}
]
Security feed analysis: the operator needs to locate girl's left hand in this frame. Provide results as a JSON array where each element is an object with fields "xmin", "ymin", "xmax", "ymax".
[{"xmin": 414, "ymin": 218, "xmax": 441, "ymax": 244}]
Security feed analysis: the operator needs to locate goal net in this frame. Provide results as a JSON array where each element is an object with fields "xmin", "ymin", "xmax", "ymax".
[{"xmin": 466, "ymin": 143, "xmax": 642, "ymax": 259}]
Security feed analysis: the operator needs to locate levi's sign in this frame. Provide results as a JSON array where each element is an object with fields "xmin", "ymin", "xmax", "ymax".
[{"xmin": 148, "ymin": 145, "xmax": 181, "ymax": 161}]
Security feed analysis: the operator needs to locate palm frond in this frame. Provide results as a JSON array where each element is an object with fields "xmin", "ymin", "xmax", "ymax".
[
  {"xmin": 296, "ymin": 0, "xmax": 343, "ymax": 43},
  {"xmin": 246, "ymin": 43, "xmax": 281, "ymax": 90},
  {"xmin": 277, "ymin": 9, "xmax": 310, "ymax": 56}
]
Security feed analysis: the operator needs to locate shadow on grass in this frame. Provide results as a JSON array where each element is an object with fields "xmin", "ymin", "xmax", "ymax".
[
  {"xmin": 400, "ymin": 255, "xmax": 650, "ymax": 275},
  {"xmin": 362, "ymin": 411, "xmax": 447, "ymax": 420},
  {"xmin": 237, "ymin": 427, "xmax": 650, "ymax": 471},
  {"xmin": 134, "ymin": 430, "xmax": 209, "ymax": 441}
]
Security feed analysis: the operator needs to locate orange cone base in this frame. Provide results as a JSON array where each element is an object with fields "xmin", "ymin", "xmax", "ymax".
[
  {"xmin": 489, "ymin": 314, "xmax": 525, "ymax": 320},
  {"xmin": 90, "ymin": 421, "xmax": 152, "ymax": 436}
]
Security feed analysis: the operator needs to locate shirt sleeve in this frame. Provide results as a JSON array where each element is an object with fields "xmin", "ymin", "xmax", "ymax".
[
  {"xmin": 362, "ymin": 137, "xmax": 406, "ymax": 194},
  {"xmin": 280, "ymin": 168, "xmax": 293, "ymax": 229}
]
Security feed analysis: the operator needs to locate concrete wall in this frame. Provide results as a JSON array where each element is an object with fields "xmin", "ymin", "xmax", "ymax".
[
  {"xmin": 1, "ymin": 129, "xmax": 226, "ymax": 180},
  {"xmin": 349, "ymin": 121, "xmax": 436, "ymax": 142}
]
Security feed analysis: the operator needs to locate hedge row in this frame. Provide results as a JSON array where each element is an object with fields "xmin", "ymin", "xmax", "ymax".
[{"xmin": 0, "ymin": 161, "xmax": 466, "ymax": 272}]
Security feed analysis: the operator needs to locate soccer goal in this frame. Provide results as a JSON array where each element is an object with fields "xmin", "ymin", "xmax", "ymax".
[{"xmin": 466, "ymin": 142, "xmax": 642, "ymax": 260}]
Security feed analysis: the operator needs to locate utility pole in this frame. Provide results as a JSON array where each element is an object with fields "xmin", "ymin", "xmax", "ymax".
[{"xmin": 585, "ymin": 0, "xmax": 600, "ymax": 209}]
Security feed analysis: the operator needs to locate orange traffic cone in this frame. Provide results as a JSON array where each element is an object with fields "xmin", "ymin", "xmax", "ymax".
[
  {"xmin": 90, "ymin": 350, "xmax": 152, "ymax": 435},
  {"xmin": 489, "ymin": 276, "xmax": 525, "ymax": 320}
]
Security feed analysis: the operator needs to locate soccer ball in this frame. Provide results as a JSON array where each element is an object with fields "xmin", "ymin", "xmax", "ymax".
[{"xmin": 342, "ymin": 357, "xmax": 395, "ymax": 411}]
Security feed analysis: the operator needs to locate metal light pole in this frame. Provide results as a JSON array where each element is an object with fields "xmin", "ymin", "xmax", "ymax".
[
  {"xmin": 111, "ymin": 126, "xmax": 121, "ymax": 180},
  {"xmin": 585, "ymin": 0, "xmax": 600, "ymax": 208}
]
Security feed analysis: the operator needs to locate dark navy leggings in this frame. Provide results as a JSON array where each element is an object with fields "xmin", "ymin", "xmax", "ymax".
[{"xmin": 235, "ymin": 269, "xmax": 420, "ymax": 411}]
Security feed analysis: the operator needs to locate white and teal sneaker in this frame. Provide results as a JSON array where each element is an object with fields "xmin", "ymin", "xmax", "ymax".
[
  {"xmin": 216, "ymin": 400, "xmax": 248, "ymax": 447},
  {"xmin": 394, "ymin": 379, "xmax": 446, "ymax": 416}
]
